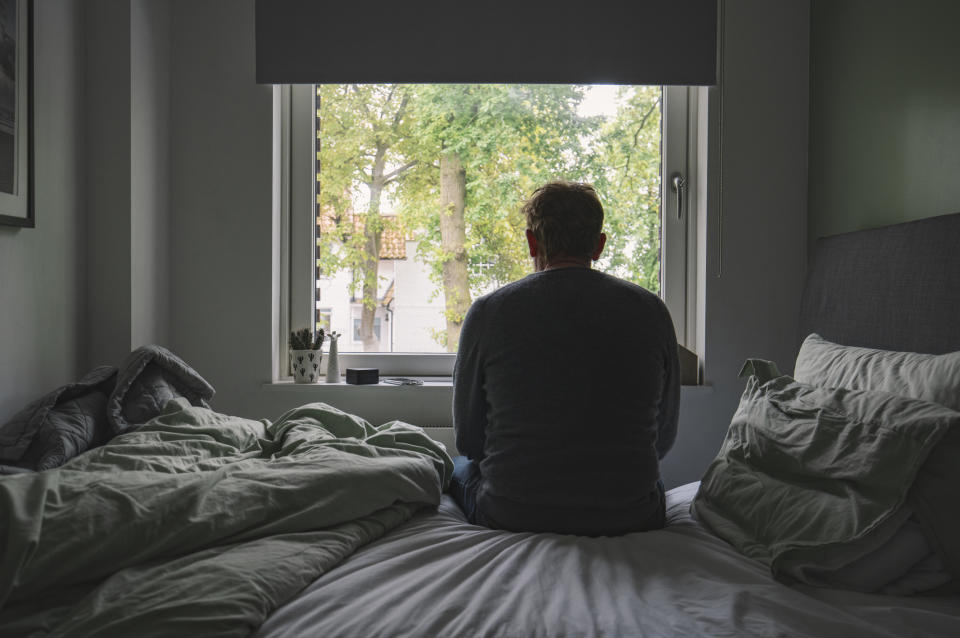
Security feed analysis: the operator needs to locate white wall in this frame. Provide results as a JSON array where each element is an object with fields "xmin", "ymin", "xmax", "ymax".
[
  {"xmin": 390, "ymin": 242, "xmax": 447, "ymax": 352},
  {"xmin": 0, "ymin": 0, "xmax": 86, "ymax": 420},
  {"xmin": 168, "ymin": 0, "xmax": 275, "ymax": 412},
  {"xmin": 131, "ymin": 0, "xmax": 171, "ymax": 350},
  {"xmin": 83, "ymin": 0, "xmax": 173, "ymax": 370},
  {"xmin": 317, "ymin": 239, "xmax": 450, "ymax": 353},
  {"xmin": 660, "ymin": 0, "xmax": 810, "ymax": 487},
  {"xmin": 164, "ymin": 0, "xmax": 810, "ymax": 489},
  {"xmin": 83, "ymin": 0, "xmax": 131, "ymax": 369},
  {"xmin": 0, "ymin": 0, "xmax": 176, "ymax": 422}
]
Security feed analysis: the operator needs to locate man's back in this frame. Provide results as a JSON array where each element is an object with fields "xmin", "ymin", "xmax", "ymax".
[{"xmin": 453, "ymin": 267, "xmax": 680, "ymax": 536}]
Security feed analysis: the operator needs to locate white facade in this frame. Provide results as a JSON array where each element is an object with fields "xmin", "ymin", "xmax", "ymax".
[{"xmin": 317, "ymin": 239, "xmax": 448, "ymax": 353}]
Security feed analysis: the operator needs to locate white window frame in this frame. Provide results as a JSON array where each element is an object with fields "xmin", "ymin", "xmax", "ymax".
[{"xmin": 278, "ymin": 84, "xmax": 699, "ymax": 379}]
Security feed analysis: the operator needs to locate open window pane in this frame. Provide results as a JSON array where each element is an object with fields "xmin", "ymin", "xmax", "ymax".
[{"xmin": 313, "ymin": 84, "xmax": 664, "ymax": 354}]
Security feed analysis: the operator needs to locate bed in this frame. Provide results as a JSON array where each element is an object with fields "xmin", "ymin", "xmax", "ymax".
[
  {"xmin": 255, "ymin": 482, "xmax": 960, "ymax": 638},
  {"xmin": 258, "ymin": 212, "xmax": 960, "ymax": 637},
  {"xmin": 2, "ymin": 213, "xmax": 960, "ymax": 637}
]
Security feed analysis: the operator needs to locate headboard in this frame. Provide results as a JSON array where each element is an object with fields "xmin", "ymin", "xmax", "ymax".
[{"xmin": 798, "ymin": 212, "xmax": 960, "ymax": 355}]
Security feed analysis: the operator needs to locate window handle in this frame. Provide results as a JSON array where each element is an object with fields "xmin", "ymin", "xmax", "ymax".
[{"xmin": 671, "ymin": 173, "xmax": 686, "ymax": 220}]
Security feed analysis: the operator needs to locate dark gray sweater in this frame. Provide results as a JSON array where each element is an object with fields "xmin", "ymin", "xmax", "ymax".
[{"xmin": 453, "ymin": 267, "xmax": 680, "ymax": 536}]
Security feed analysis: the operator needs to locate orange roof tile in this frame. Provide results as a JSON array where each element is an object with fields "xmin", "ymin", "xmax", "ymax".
[{"xmin": 316, "ymin": 211, "xmax": 409, "ymax": 260}]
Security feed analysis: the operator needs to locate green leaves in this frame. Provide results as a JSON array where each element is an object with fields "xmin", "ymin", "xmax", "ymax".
[
  {"xmin": 315, "ymin": 83, "xmax": 664, "ymax": 348},
  {"xmin": 289, "ymin": 327, "xmax": 324, "ymax": 351}
]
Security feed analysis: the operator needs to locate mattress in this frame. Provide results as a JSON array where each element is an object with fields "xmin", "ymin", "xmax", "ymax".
[{"xmin": 256, "ymin": 482, "xmax": 960, "ymax": 637}]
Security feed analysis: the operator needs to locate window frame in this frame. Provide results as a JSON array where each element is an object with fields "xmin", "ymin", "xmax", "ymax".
[{"xmin": 279, "ymin": 84, "xmax": 698, "ymax": 379}]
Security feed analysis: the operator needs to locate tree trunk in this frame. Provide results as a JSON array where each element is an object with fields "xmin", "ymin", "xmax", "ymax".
[
  {"xmin": 359, "ymin": 179, "xmax": 383, "ymax": 352},
  {"xmin": 439, "ymin": 151, "xmax": 470, "ymax": 351},
  {"xmin": 357, "ymin": 113, "xmax": 415, "ymax": 352}
]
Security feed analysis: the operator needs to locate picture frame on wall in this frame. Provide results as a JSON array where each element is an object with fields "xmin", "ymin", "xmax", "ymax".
[{"xmin": 0, "ymin": 0, "xmax": 33, "ymax": 228}]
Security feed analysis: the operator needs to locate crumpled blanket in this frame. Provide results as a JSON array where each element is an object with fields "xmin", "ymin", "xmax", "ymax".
[
  {"xmin": 0, "ymin": 400, "xmax": 452, "ymax": 637},
  {"xmin": 0, "ymin": 366, "xmax": 117, "ymax": 473},
  {"xmin": 0, "ymin": 345, "xmax": 213, "ymax": 474},
  {"xmin": 106, "ymin": 345, "xmax": 215, "ymax": 434}
]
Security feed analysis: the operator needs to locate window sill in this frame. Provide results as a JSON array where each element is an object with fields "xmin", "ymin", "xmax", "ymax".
[
  {"xmin": 265, "ymin": 379, "xmax": 711, "ymax": 392},
  {"xmin": 265, "ymin": 377, "xmax": 453, "ymax": 390}
]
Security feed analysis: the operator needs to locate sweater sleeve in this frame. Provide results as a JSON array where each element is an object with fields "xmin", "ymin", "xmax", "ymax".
[
  {"xmin": 453, "ymin": 299, "xmax": 487, "ymax": 461},
  {"xmin": 655, "ymin": 311, "xmax": 681, "ymax": 460}
]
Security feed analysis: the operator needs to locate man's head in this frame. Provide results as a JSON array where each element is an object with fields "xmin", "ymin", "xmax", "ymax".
[{"xmin": 522, "ymin": 181, "xmax": 606, "ymax": 271}]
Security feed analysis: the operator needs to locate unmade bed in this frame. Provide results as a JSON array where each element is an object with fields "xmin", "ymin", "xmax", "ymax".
[
  {"xmin": 260, "ymin": 213, "xmax": 960, "ymax": 637},
  {"xmin": 2, "ymin": 213, "xmax": 960, "ymax": 637},
  {"xmin": 256, "ymin": 484, "xmax": 960, "ymax": 637},
  {"xmin": 261, "ymin": 212, "xmax": 960, "ymax": 637}
]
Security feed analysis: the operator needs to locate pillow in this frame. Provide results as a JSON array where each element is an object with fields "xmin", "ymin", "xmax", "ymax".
[
  {"xmin": 692, "ymin": 372, "xmax": 960, "ymax": 592},
  {"xmin": 795, "ymin": 333, "xmax": 960, "ymax": 411}
]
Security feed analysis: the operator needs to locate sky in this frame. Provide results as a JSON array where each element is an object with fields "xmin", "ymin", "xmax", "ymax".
[{"xmin": 579, "ymin": 84, "xmax": 621, "ymax": 117}]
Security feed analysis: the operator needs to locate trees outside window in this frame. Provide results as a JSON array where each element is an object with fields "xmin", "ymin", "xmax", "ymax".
[{"xmin": 315, "ymin": 84, "xmax": 662, "ymax": 353}]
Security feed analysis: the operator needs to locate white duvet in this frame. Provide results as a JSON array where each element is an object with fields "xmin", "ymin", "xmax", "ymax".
[{"xmin": 256, "ymin": 483, "xmax": 960, "ymax": 638}]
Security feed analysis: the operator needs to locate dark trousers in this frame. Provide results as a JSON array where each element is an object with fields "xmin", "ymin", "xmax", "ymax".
[
  {"xmin": 449, "ymin": 455, "xmax": 482, "ymax": 524},
  {"xmin": 449, "ymin": 455, "xmax": 667, "ymax": 532}
]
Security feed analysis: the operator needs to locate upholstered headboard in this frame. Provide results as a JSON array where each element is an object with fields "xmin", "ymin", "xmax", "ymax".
[{"xmin": 798, "ymin": 212, "xmax": 960, "ymax": 355}]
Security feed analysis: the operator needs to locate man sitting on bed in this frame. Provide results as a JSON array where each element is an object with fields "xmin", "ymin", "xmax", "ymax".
[{"xmin": 450, "ymin": 180, "xmax": 680, "ymax": 536}]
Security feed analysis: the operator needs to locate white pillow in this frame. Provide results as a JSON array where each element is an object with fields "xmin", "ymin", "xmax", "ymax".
[{"xmin": 795, "ymin": 334, "xmax": 960, "ymax": 411}]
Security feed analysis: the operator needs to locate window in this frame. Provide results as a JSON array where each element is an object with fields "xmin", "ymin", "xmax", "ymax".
[
  {"xmin": 352, "ymin": 316, "xmax": 382, "ymax": 343},
  {"xmin": 282, "ymin": 84, "xmax": 700, "ymax": 377}
]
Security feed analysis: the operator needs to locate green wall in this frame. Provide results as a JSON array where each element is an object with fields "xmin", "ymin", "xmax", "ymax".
[{"xmin": 808, "ymin": 0, "xmax": 960, "ymax": 244}]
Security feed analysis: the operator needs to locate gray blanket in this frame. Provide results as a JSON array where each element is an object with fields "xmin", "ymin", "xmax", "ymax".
[
  {"xmin": 106, "ymin": 345, "xmax": 215, "ymax": 434},
  {"xmin": 0, "ymin": 400, "xmax": 451, "ymax": 637},
  {"xmin": 0, "ymin": 345, "xmax": 214, "ymax": 473}
]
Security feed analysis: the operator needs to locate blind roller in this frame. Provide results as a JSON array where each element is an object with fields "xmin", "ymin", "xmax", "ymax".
[{"xmin": 255, "ymin": 0, "xmax": 717, "ymax": 85}]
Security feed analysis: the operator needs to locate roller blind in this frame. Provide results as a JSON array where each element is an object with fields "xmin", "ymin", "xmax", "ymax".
[{"xmin": 255, "ymin": 0, "xmax": 717, "ymax": 85}]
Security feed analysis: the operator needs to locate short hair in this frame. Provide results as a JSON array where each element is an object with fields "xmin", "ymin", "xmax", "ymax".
[{"xmin": 521, "ymin": 181, "xmax": 604, "ymax": 262}]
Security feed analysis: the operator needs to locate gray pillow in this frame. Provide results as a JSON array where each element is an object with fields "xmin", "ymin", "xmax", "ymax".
[
  {"xmin": 693, "ymin": 373, "xmax": 960, "ymax": 592},
  {"xmin": 795, "ymin": 333, "xmax": 960, "ymax": 411}
]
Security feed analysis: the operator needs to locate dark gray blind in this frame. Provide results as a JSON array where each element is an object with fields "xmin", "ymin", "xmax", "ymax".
[{"xmin": 255, "ymin": 0, "xmax": 717, "ymax": 85}]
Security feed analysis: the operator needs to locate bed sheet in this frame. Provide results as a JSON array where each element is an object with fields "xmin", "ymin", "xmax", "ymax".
[{"xmin": 256, "ymin": 482, "xmax": 960, "ymax": 638}]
